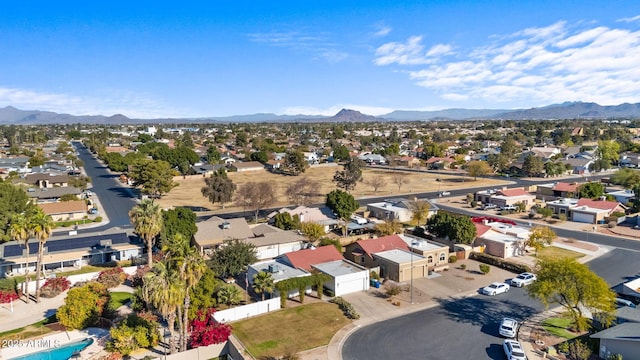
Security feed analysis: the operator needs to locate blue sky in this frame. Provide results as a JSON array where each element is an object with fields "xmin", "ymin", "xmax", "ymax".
[{"xmin": 1, "ymin": 1, "xmax": 639, "ymax": 118}]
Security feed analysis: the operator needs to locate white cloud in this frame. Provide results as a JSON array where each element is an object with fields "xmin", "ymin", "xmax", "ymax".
[
  {"xmin": 376, "ymin": 19, "xmax": 640, "ymax": 107},
  {"xmin": 618, "ymin": 15, "xmax": 640, "ymax": 23},
  {"xmin": 373, "ymin": 24, "xmax": 392, "ymax": 37},
  {"xmin": 0, "ymin": 86, "xmax": 187, "ymax": 118},
  {"xmin": 248, "ymin": 30, "xmax": 349, "ymax": 63}
]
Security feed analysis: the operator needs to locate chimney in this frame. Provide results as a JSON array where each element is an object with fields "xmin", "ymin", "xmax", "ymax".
[{"xmin": 221, "ymin": 221, "xmax": 230, "ymax": 229}]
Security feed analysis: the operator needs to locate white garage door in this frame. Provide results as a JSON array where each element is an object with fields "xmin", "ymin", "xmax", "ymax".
[
  {"xmin": 336, "ymin": 277, "xmax": 367, "ymax": 296},
  {"xmin": 572, "ymin": 212, "xmax": 594, "ymax": 224}
]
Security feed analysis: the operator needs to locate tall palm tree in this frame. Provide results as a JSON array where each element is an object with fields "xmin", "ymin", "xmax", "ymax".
[
  {"xmin": 30, "ymin": 208, "xmax": 53, "ymax": 303},
  {"xmin": 10, "ymin": 213, "xmax": 31, "ymax": 302},
  {"xmin": 163, "ymin": 234, "xmax": 207, "ymax": 352},
  {"xmin": 252, "ymin": 271, "xmax": 274, "ymax": 301},
  {"xmin": 143, "ymin": 261, "xmax": 184, "ymax": 354},
  {"xmin": 129, "ymin": 199, "xmax": 163, "ymax": 267}
]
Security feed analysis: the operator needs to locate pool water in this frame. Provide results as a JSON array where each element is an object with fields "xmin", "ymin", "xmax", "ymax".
[{"xmin": 10, "ymin": 338, "xmax": 94, "ymax": 360}]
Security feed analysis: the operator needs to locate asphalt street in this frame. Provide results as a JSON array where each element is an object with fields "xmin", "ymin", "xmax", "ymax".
[
  {"xmin": 72, "ymin": 141, "xmax": 137, "ymax": 233},
  {"xmin": 343, "ymin": 287, "xmax": 544, "ymax": 360}
]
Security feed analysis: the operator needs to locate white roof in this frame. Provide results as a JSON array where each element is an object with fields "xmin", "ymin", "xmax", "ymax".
[
  {"xmin": 312, "ymin": 260, "xmax": 368, "ymax": 277},
  {"xmin": 375, "ymin": 249, "xmax": 425, "ymax": 264}
]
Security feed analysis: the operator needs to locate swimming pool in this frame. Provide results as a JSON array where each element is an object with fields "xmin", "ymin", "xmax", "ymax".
[{"xmin": 9, "ymin": 338, "xmax": 94, "ymax": 360}]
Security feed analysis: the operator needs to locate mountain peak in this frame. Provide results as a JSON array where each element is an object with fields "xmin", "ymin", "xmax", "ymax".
[{"xmin": 330, "ymin": 108, "xmax": 378, "ymax": 122}]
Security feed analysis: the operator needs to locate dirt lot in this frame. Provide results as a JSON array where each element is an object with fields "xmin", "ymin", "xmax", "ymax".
[{"xmin": 155, "ymin": 166, "xmax": 509, "ymax": 212}]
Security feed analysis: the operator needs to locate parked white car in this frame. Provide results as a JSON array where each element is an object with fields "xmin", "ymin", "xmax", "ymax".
[
  {"xmin": 499, "ymin": 318, "xmax": 518, "ymax": 338},
  {"xmin": 500, "ymin": 205, "xmax": 517, "ymax": 211},
  {"xmin": 482, "ymin": 203, "xmax": 497, "ymax": 210},
  {"xmin": 510, "ymin": 272, "xmax": 537, "ymax": 288},
  {"xmin": 503, "ymin": 339, "xmax": 527, "ymax": 360},
  {"xmin": 438, "ymin": 191, "xmax": 451, "ymax": 197},
  {"xmin": 481, "ymin": 282, "xmax": 510, "ymax": 296}
]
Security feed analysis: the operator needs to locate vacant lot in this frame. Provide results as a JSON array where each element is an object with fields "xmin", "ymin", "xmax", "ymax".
[
  {"xmin": 233, "ymin": 302, "xmax": 350, "ymax": 358},
  {"xmin": 155, "ymin": 166, "xmax": 509, "ymax": 212}
]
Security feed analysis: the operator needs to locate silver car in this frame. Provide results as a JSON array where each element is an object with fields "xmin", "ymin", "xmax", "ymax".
[{"xmin": 510, "ymin": 272, "xmax": 537, "ymax": 288}]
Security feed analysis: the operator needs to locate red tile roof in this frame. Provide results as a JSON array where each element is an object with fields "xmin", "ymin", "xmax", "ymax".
[
  {"xmin": 283, "ymin": 246, "xmax": 343, "ymax": 271},
  {"xmin": 553, "ymin": 182, "xmax": 579, "ymax": 192},
  {"xmin": 474, "ymin": 223, "xmax": 492, "ymax": 237},
  {"xmin": 497, "ymin": 188, "xmax": 531, "ymax": 197},
  {"xmin": 575, "ymin": 198, "xmax": 620, "ymax": 211},
  {"xmin": 425, "ymin": 157, "xmax": 454, "ymax": 164},
  {"xmin": 356, "ymin": 235, "xmax": 408, "ymax": 256}
]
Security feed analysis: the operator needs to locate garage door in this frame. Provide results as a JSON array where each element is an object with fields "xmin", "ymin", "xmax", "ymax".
[
  {"xmin": 336, "ymin": 277, "xmax": 367, "ymax": 296},
  {"xmin": 573, "ymin": 212, "xmax": 594, "ymax": 224}
]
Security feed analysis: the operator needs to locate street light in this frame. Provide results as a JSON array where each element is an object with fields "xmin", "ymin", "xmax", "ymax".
[{"xmin": 410, "ymin": 241, "xmax": 418, "ymax": 305}]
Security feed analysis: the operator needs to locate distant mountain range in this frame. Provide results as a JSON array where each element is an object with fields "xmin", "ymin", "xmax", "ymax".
[{"xmin": 1, "ymin": 101, "xmax": 640, "ymax": 125}]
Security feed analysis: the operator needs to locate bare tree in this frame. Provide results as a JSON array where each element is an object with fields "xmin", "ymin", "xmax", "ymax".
[
  {"xmin": 392, "ymin": 174, "xmax": 408, "ymax": 192},
  {"xmin": 235, "ymin": 182, "xmax": 277, "ymax": 223},
  {"xmin": 286, "ymin": 177, "xmax": 321, "ymax": 206},
  {"xmin": 365, "ymin": 176, "xmax": 387, "ymax": 193}
]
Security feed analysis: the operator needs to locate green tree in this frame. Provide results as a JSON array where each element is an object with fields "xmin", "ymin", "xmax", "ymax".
[
  {"xmin": 578, "ymin": 182, "xmax": 605, "ymax": 199},
  {"xmin": 332, "ymin": 144, "xmax": 350, "ymax": 161},
  {"xmin": 537, "ymin": 207, "xmax": 553, "ymax": 220},
  {"xmin": 283, "ymin": 149, "xmax": 309, "ymax": 176},
  {"xmin": 409, "ymin": 200, "xmax": 431, "ymax": 226},
  {"xmin": 522, "ymin": 154, "xmax": 544, "ymax": 177},
  {"xmin": 129, "ymin": 159, "xmax": 177, "ymax": 198},
  {"xmin": 10, "ymin": 213, "xmax": 32, "ymax": 301},
  {"xmin": 375, "ymin": 219, "xmax": 403, "ymax": 236},
  {"xmin": 527, "ymin": 226, "xmax": 556, "ymax": 256},
  {"xmin": 201, "ymin": 169, "xmax": 236, "ymax": 209},
  {"xmin": 129, "ymin": 199, "xmax": 164, "ymax": 267},
  {"xmin": 333, "ymin": 157, "xmax": 364, "ymax": 192},
  {"xmin": 31, "ymin": 208, "xmax": 54, "ymax": 303},
  {"xmin": 610, "ymin": 168, "xmax": 640, "ymax": 188},
  {"xmin": 596, "ymin": 140, "xmax": 620, "ymax": 166},
  {"xmin": 209, "ymin": 239, "xmax": 258, "ymax": 279},
  {"xmin": 466, "ymin": 160, "xmax": 493, "ymax": 180},
  {"xmin": 300, "ymin": 222, "xmax": 326, "ymax": 243},
  {"xmin": 250, "ymin": 151, "xmax": 268, "ymax": 163},
  {"xmin": 217, "ymin": 284, "xmax": 242, "ymax": 308},
  {"xmin": 143, "ymin": 261, "xmax": 182, "ymax": 353},
  {"xmin": 206, "ymin": 146, "xmax": 221, "ymax": 164},
  {"xmin": 188, "ymin": 268, "xmax": 221, "ymax": 320},
  {"xmin": 528, "ymin": 257, "xmax": 616, "ymax": 332},
  {"xmin": 272, "ymin": 212, "xmax": 300, "ymax": 230},
  {"xmin": 160, "ymin": 207, "xmax": 197, "ymax": 251},
  {"xmin": 326, "ymin": 189, "xmax": 359, "ymax": 235},
  {"xmin": 426, "ymin": 211, "xmax": 476, "ymax": 244},
  {"xmin": 106, "ymin": 314, "xmax": 160, "ymax": 356},
  {"xmin": 252, "ymin": 271, "xmax": 274, "ymax": 301},
  {"xmin": 0, "ymin": 182, "xmax": 32, "ymax": 243},
  {"xmin": 57, "ymin": 282, "xmax": 110, "ymax": 330}
]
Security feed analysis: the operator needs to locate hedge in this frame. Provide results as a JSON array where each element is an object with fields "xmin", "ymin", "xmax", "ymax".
[
  {"xmin": 330, "ymin": 297, "xmax": 360, "ymax": 320},
  {"xmin": 469, "ymin": 252, "xmax": 531, "ymax": 274},
  {"xmin": 0, "ymin": 277, "xmax": 18, "ymax": 291}
]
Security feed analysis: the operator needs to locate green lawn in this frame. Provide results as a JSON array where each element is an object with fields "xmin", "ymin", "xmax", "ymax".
[
  {"xmin": 542, "ymin": 316, "xmax": 579, "ymax": 339},
  {"xmin": 109, "ymin": 291, "xmax": 132, "ymax": 309},
  {"xmin": 536, "ymin": 246, "xmax": 585, "ymax": 260},
  {"xmin": 233, "ymin": 302, "xmax": 351, "ymax": 358},
  {"xmin": 0, "ymin": 315, "xmax": 57, "ymax": 342}
]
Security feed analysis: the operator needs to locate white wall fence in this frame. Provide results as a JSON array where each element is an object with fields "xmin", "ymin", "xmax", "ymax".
[
  {"xmin": 20, "ymin": 266, "xmax": 138, "ymax": 293},
  {"xmin": 214, "ymin": 297, "xmax": 281, "ymax": 323}
]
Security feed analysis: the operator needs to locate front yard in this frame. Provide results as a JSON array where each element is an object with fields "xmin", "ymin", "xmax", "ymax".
[{"xmin": 233, "ymin": 302, "xmax": 350, "ymax": 358}]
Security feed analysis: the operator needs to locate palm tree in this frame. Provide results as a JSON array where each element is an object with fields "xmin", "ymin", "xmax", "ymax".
[
  {"xmin": 10, "ymin": 213, "xmax": 31, "ymax": 302},
  {"xmin": 143, "ymin": 261, "xmax": 184, "ymax": 354},
  {"xmin": 252, "ymin": 271, "xmax": 274, "ymax": 301},
  {"xmin": 129, "ymin": 199, "xmax": 163, "ymax": 267},
  {"xmin": 217, "ymin": 284, "xmax": 242, "ymax": 308},
  {"xmin": 30, "ymin": 208, "xmax": 53, "ymax": 303}
]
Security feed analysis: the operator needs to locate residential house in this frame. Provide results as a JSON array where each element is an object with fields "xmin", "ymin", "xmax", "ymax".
[
  {"xmin": 24, "ymin": 173, "xmax": 69, "ymax": 188},
  {"xmin": 358, "ymin": 153, "xmax": 387, "ymax": 165},
  {"xmin": 193, "ymin": 217, "xmax": 254, "ymax": 254},
  {"xmin": 247, "ymin": 259, "xmax": 311, "ymax": 299},
  {"xmin": 0, "ymin": 231, "xmax": 141, "ymax": 276},
  {"xmin": 570, "ymin": 198, "xmax": 626, "ymax": 224},
  {"xmin": 374, "ymin": 248, "xmax": 429, "ymax": 282},
  {"xmin": 619, "ymin": 152, "xmax": 640, "ymax": 168},
  {"xmin": 230, "ymin": 161, "xmax": 265, "ymax": 172},
  {"xmin": 535, "ymin": 182, "xmax": 580, "ymax": 201},
  {"xmin": 38, "ymin": 200, "xmax": 88, "ymax": 221},
  {"xmin": 367, "ymin": 198, "xmax": 438, "ymax": 223},
  {"xmin": 279, "ymin": 245, "xmax": 344, "ymax": 271},
  {"xmin": 475, "ymin": 188, "xmax": 536, "ymax": 210},
  {"xmin": 344, "ymin": 234, "xmax": 409, "ymax": 268},
  {"xmin": 312, "ymin": 260, "xmax": 370, "ymax": 296},
  {"xmin": 425, "ymin": 157, "xmax": 454, "ymax": 170},
  {"xmin": 560, "ymin": 157, "xmax": 594, "ymax": 174},
  {"xmin": 544, "ymin": 198, "xmax": 580, "ymax": 218},
  {"xmin": 474, "ymin": 221, "xmax": 530, "ymax": 259},
  {"xmin": 607, "ymin": 189, "xmax": 635, "ymax": 205},
  {"xmin": 590, "ymin": 323, "xmax": 640, "ymax": 360},
  {"xmin": 27, "ymin": 186, "xmax": 83, "ymax": 203},
  {"xmin": 400, "ymin": 234, "xmax": 450, "ymax": 270},
  {"xmin": 268, "ymin": 206, "xmax": 339, "ymax": 233},
  {"xmin": 247, "ymin": 224, "xmax": 307, "ymax": 260}
]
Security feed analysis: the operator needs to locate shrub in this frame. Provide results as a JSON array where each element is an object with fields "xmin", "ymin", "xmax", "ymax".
[
  {"xmin": 384, "ymin": 282, "xmax": 402, "ymax": 297},
  {"xmin": 608, "ymin": 221, "xmax": 617, "ymax": 228},
  {"xmin": 106, "ymin": 314, "xmax": 160, "ymax": 355},
  {"xmin": 469, "ymin": 252, "xmax": 531, "ymax": 273},
  {"xmin": 189, "ymin": 308, "xmax": 233, "ymax": 348},
  {"xmin": 0, "ymin": 278, "xmax": 18, "ymax": 292},
  {"xmin": 0, "ymin": 289, "xmax": 19, "ymax": 304},
  {"xmin": 568, "ymin": 339, "xmax": 591, "ymax": 360},
  {"xmin": 448, "ymin": 255, "xmax": 458, "ymax": 263},
  {"xmin": 330, "ymin": 296, "xmax": 360, "ymax": 320},
  {"xmin": 470, "ymin": 200, "xmax": 477, "ymax": 208},
  {"xmin": 370, "ymin": 271, "xmax": 380, "ymax": 280},
  {"xmin": 479, "ymin": 264, "xmax": 491, "ymax": 275},
  {"xmin": 57, "ymin": 281, "xmax": 110, "ymax": 330},
  {"xmin": 459, "ymin": 264, "xmax": 467, "ymax": 270},
  {"xmin": 558, "ymin": 214, "xmax": 567, "ymax": 222},
  {"xmin": 98, "ymin": 268, "xmax": 127, "ymax": 289},
  {"xmin": 607, "ymin": 354, "xmax": 623, "ymax": 360},
  {"xmin": 40, "ymin": 277, "xmax": 71, "ymax": 298},
  {"xmin": 94, "ymin": 216, "xmax": 103, "ymax": 222},
  {"xmin": 129, "ymin": 266, "xmax": 151, "ymax": 288}
]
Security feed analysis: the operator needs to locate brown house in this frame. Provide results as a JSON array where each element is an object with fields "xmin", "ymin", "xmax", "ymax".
[
  {"xmin": 344, "ymin": 234, "xmax": 408, "ymax": 268},
  {"xmin": 38, "ymin": 200, "xmax": 88, "ymax": 221},
  {"xmin": 24, "ymin": 173, "xmax": 69, "ymax": 189}
]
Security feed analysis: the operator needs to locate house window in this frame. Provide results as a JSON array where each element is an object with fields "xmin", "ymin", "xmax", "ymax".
[
  {"xmin": 560, "ymin": 209, "xmax": 566, "ymax": 214},
  {"xmin": 427, "ymin": 255, "xmax": 434, "ymax": 264},
  {"xmin": 358, "ymin": 255, "xmax": 365, "ymax": 264},
  {"xmin": 439, "ymin": 253, "xmax": 446, "ymax": 262}
]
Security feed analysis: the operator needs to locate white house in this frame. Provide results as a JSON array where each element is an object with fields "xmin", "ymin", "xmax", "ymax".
[
  {"xmin": 312, "ymin": 260, "xmax": 370, "ymax": 296},
  {"xmin": 474, "ymin": 222, "xmax": 530, "ymax": 259}
]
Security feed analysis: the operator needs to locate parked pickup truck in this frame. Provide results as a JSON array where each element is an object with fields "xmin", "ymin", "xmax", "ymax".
[{"xmin": 482, "ymin": 203, "xmax": 497, "ymax": 210}]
